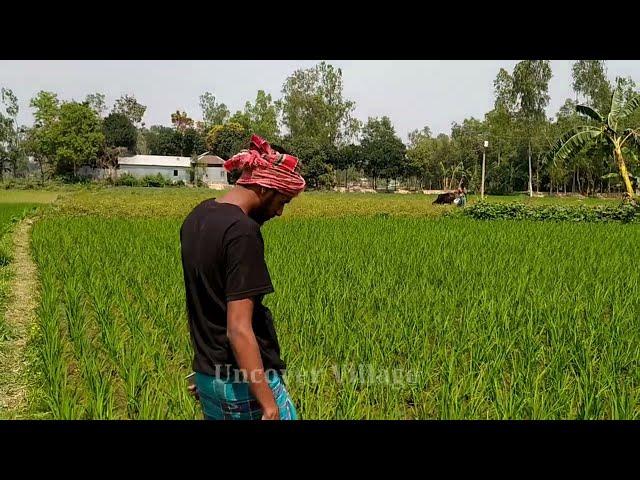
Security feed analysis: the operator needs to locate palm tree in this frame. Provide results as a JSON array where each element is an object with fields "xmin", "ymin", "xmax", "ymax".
[{"xmin": 549, "ymin": 88, "xmax": 640, "ymax": 198}]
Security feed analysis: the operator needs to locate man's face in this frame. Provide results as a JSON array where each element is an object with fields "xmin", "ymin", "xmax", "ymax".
[{"xmin": 252, "ymin": 189, "xmax": 292, "ymax": 225}]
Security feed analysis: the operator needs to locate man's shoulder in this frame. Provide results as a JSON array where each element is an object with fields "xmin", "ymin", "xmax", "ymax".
[
  {"xmin": 183, "ymin": 197, "xmax": 212, "ymax": 221},
  {"xmin": 225, "ymin": 210, "xmax": 260, "ymax": 239},
  {"xmin": 183, "ymin": 198, "xmax": 260, "ymax": 238}
]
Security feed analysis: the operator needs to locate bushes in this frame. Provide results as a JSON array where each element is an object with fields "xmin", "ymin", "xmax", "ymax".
[
  {"xmin": 1, "ymin": 178, "xmax": 103, "ymax": 191},
  {"xmin": 113, "ymin": 173, "xmax": 139, "ymax": 187},
  {"xmin": 464, "ymin": 201, "xmax": 640, "ymax": 223},
  {"xmin": 140, "ymin": 174, "xmax": 166, "ymax": 187},
  {"xmin": 113, "ymin": 173, "xmax": 187, "ymax": 188},
  {"xmin": 2, "ymin": 178, "xmax": 59, "ymax": 190},
  {"xmin": 3, "ymin": 172, "xmax": 191, "ymax": 188}
]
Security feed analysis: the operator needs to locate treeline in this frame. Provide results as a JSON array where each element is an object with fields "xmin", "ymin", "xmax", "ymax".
[{"xmin": 1, "ymin": 60, "xmax": 638, "ymax": 195}]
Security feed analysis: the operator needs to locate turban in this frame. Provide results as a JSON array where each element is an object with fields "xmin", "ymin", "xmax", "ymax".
[{"xmin": 224, "ymin": 135, "xmax": 306, "ymax": 197}]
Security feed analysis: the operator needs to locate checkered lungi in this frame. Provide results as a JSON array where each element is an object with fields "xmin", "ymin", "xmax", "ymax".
[{"xmin": 195, "ymin": 370, "xmax": 298, "ymax": 420}]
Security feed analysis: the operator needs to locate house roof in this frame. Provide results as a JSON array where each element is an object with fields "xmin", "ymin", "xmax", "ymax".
[
  {"xmin": 118, "ymin": 155, "xmax": 192, "ymax": 168},
  {"xmin": 198, "ymin": 155, "xmax": 225, "ymax": 167}
]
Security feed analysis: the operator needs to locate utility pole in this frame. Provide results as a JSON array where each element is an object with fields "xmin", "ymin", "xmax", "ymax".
[
  {"xmin": 481, "ymin": 140, "xmax": 488, "ymax": 200},
  {"xmin": 528, "ymin": 140, "xmax": 533, "ymax": 197}
]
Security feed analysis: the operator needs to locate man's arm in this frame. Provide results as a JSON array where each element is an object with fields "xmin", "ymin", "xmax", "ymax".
[{"xmin": 227, "ymin": 297, "xmax": 279, "ymax": 420}]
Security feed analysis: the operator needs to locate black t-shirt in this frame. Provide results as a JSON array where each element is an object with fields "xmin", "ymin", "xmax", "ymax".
[{"xmin": 180, "ymin": 198, "xmax": 285, "ymax": 378}]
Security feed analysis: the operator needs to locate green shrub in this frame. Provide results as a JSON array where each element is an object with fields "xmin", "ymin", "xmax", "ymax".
[
  {"xmin": 114, "ymin": 173, "xmax": 140, "ymax": 187},
  {"xmin": 464, "ymin": 201, "xmax": 640, "ymax": 223}
]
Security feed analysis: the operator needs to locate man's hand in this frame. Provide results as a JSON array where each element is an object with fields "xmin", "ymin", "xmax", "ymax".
[
  {"xmin": 227, "ymin": 298, "xmax": 279, "ymax": 420},
  {"xmin": 261, "ymin": 406, "xmax": 280, "ymax": 420},
  {"xmin": 187, "ymin": 384, "xmax": 199, "ymax": 402}
]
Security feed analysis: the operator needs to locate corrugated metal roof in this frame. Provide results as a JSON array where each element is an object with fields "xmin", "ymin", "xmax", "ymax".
[{"xmin": 118, "ymin": 155, "xmax": 192, "ymax": 168}]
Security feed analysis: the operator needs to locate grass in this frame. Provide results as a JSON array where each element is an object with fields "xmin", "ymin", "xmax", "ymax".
[
  {"xmin": 0, "ymin": 191, "xmax": 59, "ymax": 418},
  {"xmin": 0, "ymin": 191, "xmax": 60, "ymax": 204},
  {"xmin": 48, "ymin": 187, "xmax": 623, "ymax": 220},
  {"xmin": 31, "ymin": 217, "xmax": 197, "ymax": 419},
  {"xmin": 27, "ymin": 187, "xmax": 640, "ymax": 418},
  {"xmin": 0, "ymin": 204, "xmax": 38, "ymax": 354}
]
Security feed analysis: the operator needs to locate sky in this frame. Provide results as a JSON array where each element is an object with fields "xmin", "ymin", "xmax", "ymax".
[{"xmin": 1, "ymin": 60, "xmax": 639, "ymax": 142}]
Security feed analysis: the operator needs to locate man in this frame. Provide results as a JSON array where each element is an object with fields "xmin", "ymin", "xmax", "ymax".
[
  {"xmin": 180, "ymin": 134, "xmax": 305, "ymax": 420},
  {"xmin": 454, "ymin": 187, "xmax": 466, "ymax": 207}
]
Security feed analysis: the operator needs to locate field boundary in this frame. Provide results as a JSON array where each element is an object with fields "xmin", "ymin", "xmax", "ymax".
[{"xmin": 0, "ymin": 218, "xmax": 39, "ymax": 418}]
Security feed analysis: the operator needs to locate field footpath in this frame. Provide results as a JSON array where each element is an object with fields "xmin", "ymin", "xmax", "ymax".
[{"xmin": 0, "ymin": 218, "xmax": 39, "ymax": 418}]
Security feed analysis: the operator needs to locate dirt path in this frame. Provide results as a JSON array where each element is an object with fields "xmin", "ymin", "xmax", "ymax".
[{"xmin": 0, "ymin": 218, "xmax": 38, "ymax": 418}]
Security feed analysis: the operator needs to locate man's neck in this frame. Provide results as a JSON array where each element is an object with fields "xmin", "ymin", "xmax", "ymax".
[{"xmin": 216, "ymin": 185, "xmax": 260, "ymax": 217}]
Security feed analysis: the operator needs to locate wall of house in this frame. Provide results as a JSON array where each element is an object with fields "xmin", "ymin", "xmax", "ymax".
[
  {"xmin": 118, "ymin": 165, "xmax": 191, "ymax": 182},
  {"xmin": 203, "ymin": 167, "xmax": 229, "ymax": 184}
]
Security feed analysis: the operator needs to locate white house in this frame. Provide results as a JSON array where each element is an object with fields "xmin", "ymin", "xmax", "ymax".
[
  {"xmin": 197, "ymin": 153, "xmax": 228, "ymax": 186},
  {"xmin": 52, "ymin": 153, "xmax": 231, "ymax": 186},
  {"xmin": 117, "ymin": 155, "xmax": 192, "ymax": 183}
]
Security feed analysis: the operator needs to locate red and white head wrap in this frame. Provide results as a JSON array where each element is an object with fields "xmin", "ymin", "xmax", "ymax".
[{"xmin": 224, "ymin": 135, "xmax": 306, "ymax": 198}]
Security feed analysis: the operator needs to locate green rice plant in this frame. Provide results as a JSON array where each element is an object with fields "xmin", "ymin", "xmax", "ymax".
[{"xmin": 28, "ymin": 192, "xmax": 640, "ymax": 419}]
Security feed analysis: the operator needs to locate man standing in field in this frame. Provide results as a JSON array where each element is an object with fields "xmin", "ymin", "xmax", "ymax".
[{"xmin": 179, "ymin": 134, "xmax": 305, "ymax": 420}]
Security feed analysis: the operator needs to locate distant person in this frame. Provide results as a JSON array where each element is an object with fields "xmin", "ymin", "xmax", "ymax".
[
  {"xmin": 454, "ymin": 187, "xmax": 467, "ymax": 207},
  {"xmin": 179, "ymin": 134, "xmax": 306, "ymax": 420}
]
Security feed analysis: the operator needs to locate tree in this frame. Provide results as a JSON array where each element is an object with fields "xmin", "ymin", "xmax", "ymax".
[
  {"xmin": 23, "ymin": 127, "xmax": 48, "ymax": 182},
  {"xmin": 572, "ymin": 61, "xmax": 612, "ymax": 114},
  {"xmin": 53, "ymin": 102, "xmax": 105, "ymax": 177},
  {"xmin": 199, "ymin": 92, "xmax": 229, "ymax": 128},
  {"xmin": 484, "ymin": 105, "xmax": 518, "ymax": 194},
  {"xmin": 30, "ymin": 91, "xmax": 60, "ymax": 127},
  {"xmin": 494, "ymin": 68, "xmax": 518, "ymax": 114},
  {"xmin": 205, "ymin": 122, "xmax": 249, "ymax": 160},
  {"xmin": 181, "ymin": 127, "xmax": 206, "ymax": 157},
  {"xmin": 0, "ymin": 88, "xmax": 26, "ymax": 179},
  {"xmin": 549, "ymin": 98, "xmax": 601, "ymax": 194},
  {"xmin": 146, "ymin": 126, "xmax": 182, "ymax": 156},
  {"xmin": 279, "ymin": 61, "xmax": 360, "ymax": 149},
  {"xmin": 278, "ymin": 62, "xmax": 361, "ymax": 188},
  {"xmin": 433, "ymin": 134, "xmax": 459, "ymax": 190},
  {"xmin": 614, "ymin": 77, "xmax": 640, "ymax": 134},
  {"xmin": 228, "ymin": 110, "xmax": 252, "ymax": 131},
  {"xmin": 101, "ymin": 111, "xmax": 137, "ymax": 181},
  {"xmin": 406, "ymin": 126, "xmax": 437, "ymax": 190},
  {"xmin": 97, "ymin": 145, "xmax": 127, "ymax": 182},
  {"xmin": 303, "ymin": 151, "xmax": 336, "ymax": 189},
  {"xmin": 26, "ymin": 91, "xmax": 60, "ymax": 181},
  {"xmin": 529, "ymin": 120, "xmax": 558, "ymax": 194},
  {"xmin": 113, "ymin": 94, "xmax": 146, "ymax": 126},
  {"xmin": 406, "ymin": 131, "xmax": 436, "ymax": 189},
  {"xmin": 549, "ymin": 87, "xmax": 640, "ymax": 198},
  {"xmin": 85, "ymin": 93, "xmax": 107, "ymax": 117},
  {"xmin": 336, "ymin": 143, "xmax": 363, "ymax": 188},
  {"xmin": 491, "ymin": 67, "xmax": 539, "ymax": 194},
  {"xmin": 360, "ymin": 116, "xmax": 407, "ymax": 190},
  {"xmin": 136, "ymin": 129, "xmax": 149, "ymax": 155},
  {"xmin": 407, "ymin": 125, "xmax": 473, "ymax": 191},
  {"xmin": 511, "ymin": 60, "xmax": 553, "ymax": 196},
  {"xmin": 137, "ymin": 111, "xmax": 207, "ymax": 157},
  {"xmin": 171, "ymin": 110, "xmax": 194, "ymax": 133},
  {"xmin": 21, "ymin": 100, "xmax": 105, "ymax": 178},
  {"xmin": 408, "ymin": 126, "xmax": 432, "ymax": 148},
  {"xmin": 451, "ymin": 118, "xmax": 487, "ymax": 192},
  {"xmin": 243, "ymin": 90, "xmax": 280, "ymax": 141},
  {"xmin": 282, "ymin": 136, "xmax": 337, "ymax": 189},
  {"xmin": 512, "ymin": 60, "xmax": 552, "ymax": 117},
  {"xmin": 103, "ymin": 112, "xmax": 137, "ymax": 151},
  {"xmin": 0, "ymin": 112, "xmax": 11, "ymax": 180}
]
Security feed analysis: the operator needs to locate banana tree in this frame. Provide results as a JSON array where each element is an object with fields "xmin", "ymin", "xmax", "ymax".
[{"xmin": 549, "ymin": 88, "xmax": 640, "ymax": 197}]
